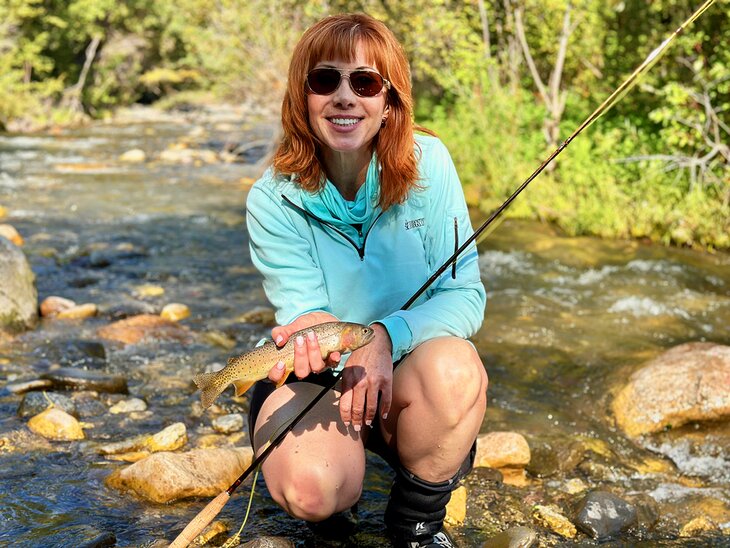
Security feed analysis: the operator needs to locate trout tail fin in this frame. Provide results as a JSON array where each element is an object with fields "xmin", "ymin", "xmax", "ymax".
[{"xmin": 193, "ymin": 371, "xmax": 228, "ymax": 409}]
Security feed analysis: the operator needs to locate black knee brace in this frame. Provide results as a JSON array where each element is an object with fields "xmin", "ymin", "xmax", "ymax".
[
  {"xmin": 384, "ymin": 465, "xmax": 458, "ymax": 540},
  {"xmin": 384, "ymin": 444, "xmax": 475, "ymax": 542}
]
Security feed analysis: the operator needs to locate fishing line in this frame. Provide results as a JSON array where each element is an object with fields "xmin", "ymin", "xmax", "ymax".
[{"xmin": 170, "ymin": 2, "xmax": 715, "ymax": 545}]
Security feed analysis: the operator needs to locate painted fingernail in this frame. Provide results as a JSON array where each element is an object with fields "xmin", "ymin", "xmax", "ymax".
[
  {"xmin": 276, "ymin": 361, "xmax": 284, "ymax": 370},
  {"xmin": 307, "ymin": 331, "xmax": 316, "ymax": 341},
  {"xmin": 354, "ymin": 424, "xmax": 361, "ymax": 432},
  {"xmin": 296, "ymin": 335, "xmax": 304, "ymax": 346},
  {"xmin": 382, "ymin": 413, "xmax": 388, "ymax": 420},
  {"xmin": 344, "ymin": 421, "xmax": 350, "ymax": 428},
  {"xmin": 365, "ymin": 420, "xmax": 372, "ymax": 427},
  {"xmin": 275, "ymin": 335, "xmax": 284, "ymax": 345}
]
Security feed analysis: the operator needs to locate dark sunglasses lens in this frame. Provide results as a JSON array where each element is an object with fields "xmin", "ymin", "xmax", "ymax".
[
  {"xmin": 350, "ymin": 71, "xmax": 384, "ymax": 97},
  {"xmin": 307, "ymin": 69, "xmax": 341, "ymax": 95}
]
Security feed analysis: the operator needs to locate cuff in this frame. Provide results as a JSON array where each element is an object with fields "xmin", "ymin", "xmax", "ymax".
[{"xmin": 373, "ymin": 314, "xmax": 413, "ymax": 362}]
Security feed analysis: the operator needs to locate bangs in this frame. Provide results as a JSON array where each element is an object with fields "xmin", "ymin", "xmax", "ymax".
[{"xmin": 305, "ymin": 21, "xmax": 390, "ymax": 76}]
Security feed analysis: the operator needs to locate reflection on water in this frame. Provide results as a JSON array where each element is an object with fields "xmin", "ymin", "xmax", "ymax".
[{"xmin": 1, "ymin": 108, "xmax": 729, "ymax": 545}]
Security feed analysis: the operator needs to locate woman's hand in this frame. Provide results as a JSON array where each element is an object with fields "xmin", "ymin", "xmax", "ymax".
[
  {"xmin": 267, "ymin": 311, "xmax": 341, "ymax": 383},
  {"xmin": 339, "ymin": 323, "xmax": 393, "ymax": 431}
]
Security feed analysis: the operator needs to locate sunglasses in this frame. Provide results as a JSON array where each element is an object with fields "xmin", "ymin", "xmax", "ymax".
[{"xmin": 306, "ymin": 68, "xmax": 391, "ymax": 98}]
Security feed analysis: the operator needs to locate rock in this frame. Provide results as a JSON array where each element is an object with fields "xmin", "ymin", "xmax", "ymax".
[
  {"xmin": 40, "ymin": 296, "xmax": 76, "ymax": 317},
  {"xmin": 212, "ymin": 413, "xmax": 244, "ymax": 434},
  {"xmin": 0, "ymin": 236, "xmax": 37, "ymax": 333},
  {"xmin": 475, "ymin": 432, "xmax": 531, "ymax": 469},
  {"xmin": 56, "ymin": 303, "xmax": 98, "ymax": 320},
  {"xmin": 526, "ymin": 440, "xmax": 584, "ymax": 478},
  {"xmin": 77, "ymin": 531, "xmax": 116, "ymax": 548},
  {"xmin": 573, "ymin": 490, "xmax": 637, "ymax": 540},
  {"xmin": 18, "ymin": 392, "xmax": 78, "ymax": 418},
  {"xmin": 193, "ymin": 520, "xmax": 228, "ymax": 546},
  {"xmin": 5, "ymin": 378, "xmax": 53, "ymax": 394},
  {"xmin": 41, "ymin": 367, "xmax": 128, "ymax": 393},
  {"xmin": 240, "ymin": 537, "xmax": 295, "ymax": 548},
  {"xmin": 482, "ymin": 526, "xmax": 537, "ymax": 548},
  {"xmin": 679, "ymin": 516, "xmax": 721, "ymax": 537},
  {"xmin": 74, "ymin": 393, "xmax": 108, "ymax": 418},
  {"xmin": 109, "ymin": 397, "xmax": 148, "ymax": 414},
  {"xmin": 445, "ymin": 485, "xmax": 467, "ymax": 526},
  {"xmin": 160, "ymin": 303, "xmax": 190, "ymax": 322},
  {"xmin": 97, "ymin": 314, "xmax": 191, "ymax": 345},
  {"xmin": 88, "ymin": 246, "xmax": 148, "ymax": 268},
  {"xmin": 101, "ymin": 301, "xmax": 157, "ymax": 320},
  {"xmin": 36, "ymin": 339, "xmax": 107, "ymax": 369},
  {"xmin": 133, "ymin": 284, "xmax": 165, "ymax": 298},
  {"xmin": 561, "ymin": 478, "xmax": 588, "ymax": 494},
  {"xmin": 203, "ymin": 330, "xmax": 236, "ymax": 349},
  {"xmin": 159, "ymin": 147, "xmax": 219, "ymax": 164},
  {"xmin": 532, "ymin": 505, "xmax": 576, "ymax": 539},
  {"xmin": 105, "ymin": 451, "xmax": 151, "ymax": 463},
  {"xmin": 0, "ymin": 204, "xmax": 6, "ymax": 218},
  {"xmin": 119, "ymin": 149, "xmax": 146, "ymax": 163},
  {"xmin": 236, "ymin": 306, "xmax": 276, "ymax": 326},
  {"xmin": 105, "ymin": 446, "xmax": 253, "ymax": 503},
  {"xmin": 612, "ymin": 342, "xmax": 730, "ymax": 437},
  {"xmin": 0, "ymin": 224, "xmax": 23, "ymax": 246},
  {"xmin": 28, "ymin": 408, "xmax": 85, "ymax": 441},
  {"xmin": 98, "ymin": 422, "xmax": 187, "ymax": 455}
]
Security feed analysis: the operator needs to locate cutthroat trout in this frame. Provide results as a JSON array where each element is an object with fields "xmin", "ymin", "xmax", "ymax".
[{"xmin": 193, "ymin": 322, "xmax": 375, "ymax": 408}]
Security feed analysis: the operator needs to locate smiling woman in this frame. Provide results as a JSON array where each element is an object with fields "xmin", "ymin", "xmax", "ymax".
[{"xmin": 244, "ymin": 13, "xmax": 487, "ymax": 548}]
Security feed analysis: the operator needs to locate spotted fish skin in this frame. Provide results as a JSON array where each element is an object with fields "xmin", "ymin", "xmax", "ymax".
[{"xmin": 193, "ymin": 322, "xmax": 374, "ymax": 408}]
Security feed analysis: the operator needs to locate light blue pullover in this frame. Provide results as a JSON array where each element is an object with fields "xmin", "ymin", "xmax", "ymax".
[{"xmin": 245, "ymin": 134, "xmax": 486, "ymax": 363}]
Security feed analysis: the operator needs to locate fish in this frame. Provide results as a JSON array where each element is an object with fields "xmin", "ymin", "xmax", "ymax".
[{"xmin": 193, "ymin": 321, "xmax": 375, "ymax": 408}]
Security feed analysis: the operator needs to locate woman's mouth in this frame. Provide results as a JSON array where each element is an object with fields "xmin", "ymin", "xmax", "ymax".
[{"xmin": 327, "ymin": 117, "xmax": 362, "ymax": 128}]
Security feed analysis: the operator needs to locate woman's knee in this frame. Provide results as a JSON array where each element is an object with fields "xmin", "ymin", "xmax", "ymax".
[
  {"xmin": 271, "ymin": 466, "xmax": 362, "ymax": 521},
  {"xmin": 414, "ymin": 339, "xmax": 488, "ymax": 422}
]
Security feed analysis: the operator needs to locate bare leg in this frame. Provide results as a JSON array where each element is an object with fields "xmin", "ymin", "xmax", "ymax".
[
  {"xmin": 253, "ymin": 382, "xmax": 366, "ymax": 522},
  {"xmin": 381, "ymin": 337, "xmax": 488, "ymax": 482}
]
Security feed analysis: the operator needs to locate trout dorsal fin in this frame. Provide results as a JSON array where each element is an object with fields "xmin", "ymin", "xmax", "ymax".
[{"xmin": 227, "ymin": 356, "xmax": 238, "ymax": 366}]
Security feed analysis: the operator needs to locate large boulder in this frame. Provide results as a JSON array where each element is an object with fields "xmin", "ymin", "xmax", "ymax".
[
  {"xmin": 0, "ymin": 236, "xmax": 37, "ymax": 333},
  {"xmin": 106, "ymin": 447, "xmax": 253, "ymax": 503},
  {"xmin": 612, "ymin": 342, "xmax": 730, "ymax": 437}
]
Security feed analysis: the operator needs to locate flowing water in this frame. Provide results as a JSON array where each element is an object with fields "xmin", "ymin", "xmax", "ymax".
[{"xmin": 0, "ymin": 106, "xmax": 728, "ymax": 547}]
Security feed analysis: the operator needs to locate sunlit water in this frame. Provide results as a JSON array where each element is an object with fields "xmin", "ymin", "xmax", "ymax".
[{"xmin": 1, "ymin": 107, "xmax": 728, "ymax": 546}]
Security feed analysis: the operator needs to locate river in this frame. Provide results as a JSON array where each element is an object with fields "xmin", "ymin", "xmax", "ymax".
[{"xmin": 1, "ymin": 105, "xmax": 728, "ymax": 546}]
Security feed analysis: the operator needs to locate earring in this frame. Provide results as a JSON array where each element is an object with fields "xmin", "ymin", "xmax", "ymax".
[{"xmin": 381, "ymin": 115, "xmax": 388, "ymax": 128}]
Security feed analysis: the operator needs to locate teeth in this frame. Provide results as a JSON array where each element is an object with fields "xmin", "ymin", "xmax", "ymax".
[{"xmin": 330, "ymin": 118, "xmax": 359, "ymax": 126}]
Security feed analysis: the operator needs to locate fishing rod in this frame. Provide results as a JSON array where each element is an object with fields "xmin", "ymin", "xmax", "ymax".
[{"xmin": 170, "ymin": 1, "xmax": 715, "ymax": 545}]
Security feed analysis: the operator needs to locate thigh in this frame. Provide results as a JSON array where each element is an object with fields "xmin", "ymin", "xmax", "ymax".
[{"xmin": 253, "ymin": 382, "xmax": 367, "ymax": 499}]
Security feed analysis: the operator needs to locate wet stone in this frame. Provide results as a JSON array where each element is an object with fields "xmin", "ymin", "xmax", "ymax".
[
  {"xmin": 5, "ymin": 378, "xmax": 53, "ymax": 395},
  {"xmin": 74, "ymin": 394, "xmax": 108, "ymax": 418},
  {"xmin": 87, "ymin": 247, "xmax": 148, "ymax": 268},
  {"xmin": 573, "ymin": 490, "xmax": 637, "ymax": 540},
  {"xmin": 18, "ymin": 391, "xmax": 78, "ymax": 418},
  {"xmin": 526, "ymin": 440, "xmax": 585, "ymax": 478},
  {"xmin": 109, "ymin": 397, "xmax": 147, "ymax": 414},
  {"xmin": 41, "ymin": 367, "xmax": 128, "ymax": 393},
  {"xmin": 101, "ymin": 301, "xmax": 157, "ymax": 320},
  {"xmin": 240, "ymin": 537, "xmax": 295, "ymax": 548},
  {"xmin": 212, "ymin": 413, "xmax": 244, "ymax": 434},
  {"xmin": 28, "ymin": 408, "xmax": 85, "ymax": 441},
  {"xmin": 36, "ymin": 339, "xmax": 107, "ymax": 369},
  {"xmin": 532, "ymin": 505, "xmax": 576, "ymax": 539},
  {"xmin": 482, "ymin": 526, "xmax": 537, "ymax": 548},
  {"xmin": 77, "ymin": 531, "xmax": 116, "ymax": 548},
  {"xmin": 679, "ymin": 516, "xmax": 721, "ymax": 537},
  {"xmin": 236, "ymin": 306, "xmax": 276, "ymax": 326}
]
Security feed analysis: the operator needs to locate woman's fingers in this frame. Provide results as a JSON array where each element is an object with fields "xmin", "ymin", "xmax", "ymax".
[
  {"xmin": 305, "ymin": 330, "xmax": 326, "ymax": 373},
  {"xmin": 292, "ymin": 334, "xmax": 310, "ymax": 379},
  {"xmin": 267, "ymin": 360, "xmax": 286, "ymax": 383}
]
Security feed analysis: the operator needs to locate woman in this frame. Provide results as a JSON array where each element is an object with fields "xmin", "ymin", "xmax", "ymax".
[{"xmin": 245, "ymin": 13, "xmax": 488, "ymax": 548}]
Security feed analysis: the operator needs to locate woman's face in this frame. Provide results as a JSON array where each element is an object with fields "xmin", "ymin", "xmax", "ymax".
[{"xmin": 307, "ymin": 44, "xmax": 388, "ymax": 158}]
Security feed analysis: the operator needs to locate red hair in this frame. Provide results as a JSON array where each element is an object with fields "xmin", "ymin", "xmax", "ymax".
[{"xmin": 273, "ymin": 13, "xmax": 433, "ymax": 210}]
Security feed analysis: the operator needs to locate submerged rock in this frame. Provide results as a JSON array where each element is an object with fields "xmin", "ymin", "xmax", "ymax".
[
  {"xmin": 532, "ymin": 505, "xmax": 576, "ymax": 539},
  {"xmin": 160, "ymin": 303, "xmax": 190, "ymax": 322},
  {"xmin": 0, "ymin": 236, "xmax": 37, "ymax": 333},
  {"xmin": 18, "ymin": 391, "xmax": 77, "ymax": 418},
  {"xmin": 482, "ymin": 526, "xmax": 537, "ymax": 548},
  {"xmin": 98, "ymin": 422, "xmax": 187, "ymax": 455},
  {"xmin": 573, "ymin": 490, "xmax": 637, "ymax": 540},
  {"xmin": 236, "ymin": 306, "xmax": 276, "ymax": 326},
  {"xmin": 240, "ymin": 537, "xmax": 295, "ymax": 548},
  {"xmin": 445, "ymin": 485, "xmax": 467, "ymax": 526},
  {"xmin": 106, "ymin": 446, "xmax": 253, "ymax": 503},
  {"xmin": 41, "ymin": 367, "xmax": 128, "ymax": 393},
  {"xmin": 37, "ymin": 339, "xmax": 107, "ymax": 369},
  {"xmin": 679, "ymin": 516, "xmax": 721, "ymax": 537},
  {"xmin": 97, "ymin": 314, "xmax": 191, "ymax": 345},
  {"xmin": 28, "ymin": 408, "xmax": 85, "ymax": 441},
  {"xmin": 612, "ymin": 342, "xmax": 730, "ymax": 437},
  {"xmin": 109, "ymin": 397, "xmax": 147, "ymax": 414}
]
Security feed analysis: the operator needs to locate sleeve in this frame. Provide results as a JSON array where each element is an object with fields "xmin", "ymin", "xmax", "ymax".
[
  {"xmin": 376, "ymin": 139, "xmax": 487, "ymax": 361},
  {"xmin": 245, "ymin": 181, "xmax": 332, "ymax": 325}
]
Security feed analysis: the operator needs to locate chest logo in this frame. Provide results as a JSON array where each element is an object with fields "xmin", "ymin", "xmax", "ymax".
[{"xmin": 404, "ymin": 218, "xmax": 425, "ymax": 230}]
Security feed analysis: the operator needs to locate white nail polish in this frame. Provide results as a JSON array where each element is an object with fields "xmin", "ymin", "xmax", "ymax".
[
  {"xmin": 382, "ymin": 413, "xmax": 388, "ymax": 420},
  {"xmin": 275, "ymin": 335, "xmax": 284, "ymax": 345},
  {"xmin": 296, "ymin": 335, "xmax": 304, "ymax": 346},
  {"xmin": 354, "ymin": 424, "xmax": 361, "ymax": 432}
]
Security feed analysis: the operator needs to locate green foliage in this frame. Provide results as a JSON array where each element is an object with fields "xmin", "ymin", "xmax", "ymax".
[{"xmin": 0, "ymin": 0, "xmax": 727, "ymax": 248}]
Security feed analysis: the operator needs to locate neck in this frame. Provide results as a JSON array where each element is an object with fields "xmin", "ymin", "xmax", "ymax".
[{"xmin": 321, "ymin": 147, "xmax": 373, "ymax": 201}]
